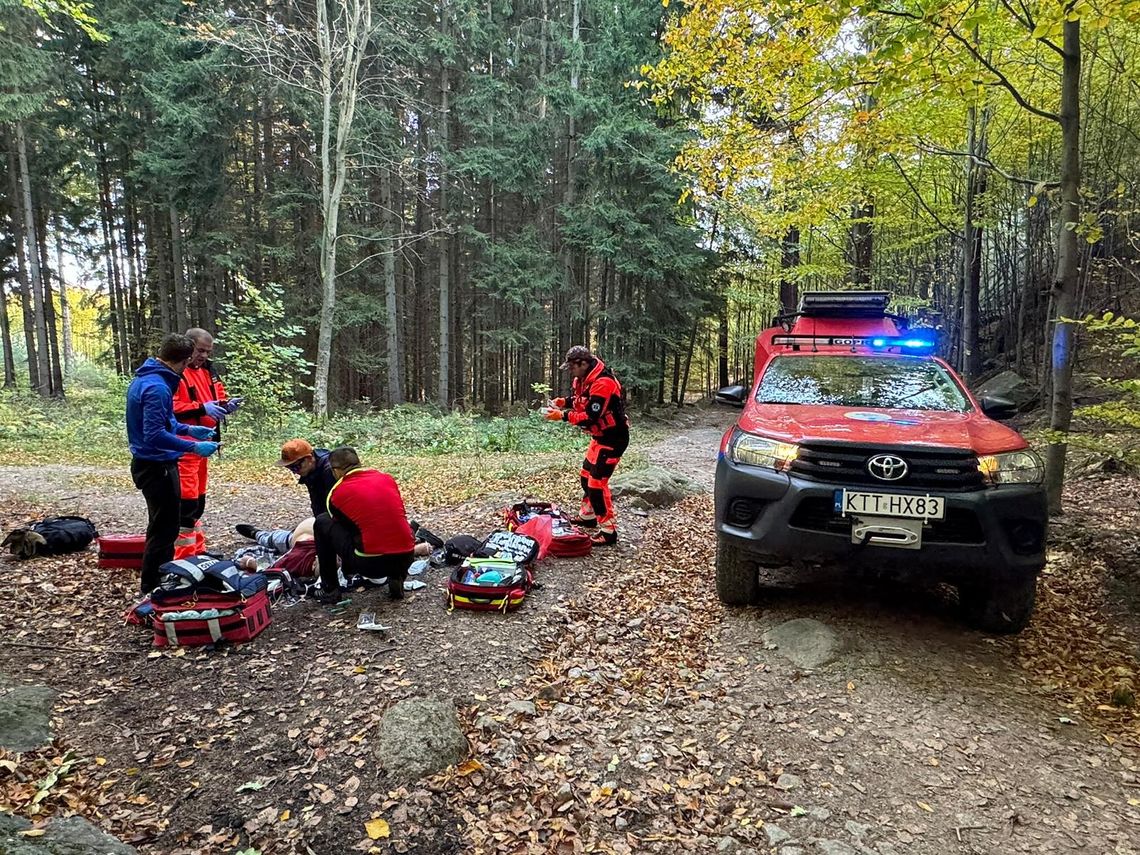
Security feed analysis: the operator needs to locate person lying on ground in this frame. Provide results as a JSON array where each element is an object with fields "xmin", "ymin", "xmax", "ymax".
[{"xmin": 311, "ymin": 446, "xmax": 416, "ymax": 605}]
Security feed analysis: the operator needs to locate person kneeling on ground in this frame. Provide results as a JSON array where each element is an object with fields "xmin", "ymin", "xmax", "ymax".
[
  {"xmin": 239, "ymin": 515, "xmax": 432, "ymax": 559},
  {"xmin": 312, "ymin": 446, "xmax": 415, "ymax": 604}
]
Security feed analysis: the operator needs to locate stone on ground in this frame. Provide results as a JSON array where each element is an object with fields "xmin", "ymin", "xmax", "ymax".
[
  {"xmin": 375, "ymin": 698, "xmax": 468, "ymax": 781},
  {"xmin": 610, "ymin": 467, "xmax": 701, "ymax": 508},
  {"xmin": 764, "ymin": 823, "xmax": 791, "ymax": 845},
  {"xmin": 763, "ymin": 619, "xmax": 843, "ymax": 669},
  {"xmin": 974, "ymin": 370, "xmax": 1036, "ymax": 411},
  {"xmin": 0, "ymin": 813, "xmax": 136, "ymax": 854},
  {"xmin": 0, "ymin": 677, "xmax": 54, "ymax": 752}
]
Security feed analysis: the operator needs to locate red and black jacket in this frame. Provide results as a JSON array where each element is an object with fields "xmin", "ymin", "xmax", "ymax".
[
  {"xmin": 327, "ymin": 468, "xmax": 415, "ymax": 556},
  {"xmin": 565, "ymin": 359, "xmax": 629, "ymax": 445}
]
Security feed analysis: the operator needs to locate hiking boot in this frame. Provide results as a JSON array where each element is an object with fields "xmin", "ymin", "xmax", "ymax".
[
  {"xmin": 312, "ymin": 586, "xmax": 344, "ymax": 605},
  {"xmin": 589, "ymin": 529, "xmax": 618, "ymax": 546},
  {"xmin": 235, "ymin": 524, "xmax": 261, "ymax": 542}
]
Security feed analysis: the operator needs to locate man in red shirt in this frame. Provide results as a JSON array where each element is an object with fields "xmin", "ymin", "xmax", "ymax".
[
  {"xmin": 172, "ymin": 328, "xmax": 241, "ymax": 557},
  {"xmin": 312, "ymin": 446, "xmax": 415, "ymax": 604}
]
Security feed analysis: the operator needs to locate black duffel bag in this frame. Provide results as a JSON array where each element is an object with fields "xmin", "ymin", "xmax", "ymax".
[{"xmin": 2, "ymin": 516, "xmax": 98, "ymax": 559}]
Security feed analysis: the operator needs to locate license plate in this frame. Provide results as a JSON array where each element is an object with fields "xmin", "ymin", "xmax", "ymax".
[{"xmin": 835, "ymin": 490, "xmax": 945, "ymax": 520}]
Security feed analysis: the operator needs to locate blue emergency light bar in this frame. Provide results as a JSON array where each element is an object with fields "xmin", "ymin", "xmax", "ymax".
[{"xmin": 772, "ymin": 334, "xmax": 938, "ymax": 353}]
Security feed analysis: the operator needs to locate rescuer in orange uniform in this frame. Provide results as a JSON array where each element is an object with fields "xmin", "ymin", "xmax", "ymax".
[
  {"xmin": 545, "ymin": 346, "xmax": 630, "ymax": 545},
  {"xmin": 172, "ymin": 328, "xmax": 241, "ymax": 557}
]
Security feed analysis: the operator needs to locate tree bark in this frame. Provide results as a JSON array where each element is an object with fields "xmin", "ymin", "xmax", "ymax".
[
  {"xmin": 6, "ymin": 139, "xmax": 40, "ymax": 391},
  {"xmin": 168, "ymin": 203, "xmax": 188, "ymax": 332},
  {"xmin": 961, "ymin": 102, "xmax": 981, "ymax": 379},
  {"xmin": 779, "ymin": 225, "xmax": 800, "ymax": 313},
  {"xmin": 1044, "ymin": 18, "xmax": 1081, "ymax": 515},
  {"xmin": 36, "ymin": 209, "xmax": 64, "ymax": 396},
  {"xmin": 15, "ymin": 122, "xmax": 51, "ymax": 395},
  {"xmin": 313, "ymin": 0, "xmax": 370, "ymax": 417},
  {"xmin": 52, "ymin": 216, "xmax": 75, "ymax": 375},
  {"xmin": 382, "ymin": 167, "xmax": 404, "ymax": 405},
  {"xmin": 437, "ymin": 2, "xmax": 451, "ymax": 410},
  {"xmin": 0, "ymin": 275, "xmax": 15, "ymax": 387}
]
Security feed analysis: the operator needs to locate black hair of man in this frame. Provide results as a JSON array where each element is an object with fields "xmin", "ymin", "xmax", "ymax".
[
  {"xmin": 329, "ymin": 446, "xmax": 361, "ymax": 472},
  {"xmin": 158, "ymin": 333, "xmax": 194, "ymax": 363}
]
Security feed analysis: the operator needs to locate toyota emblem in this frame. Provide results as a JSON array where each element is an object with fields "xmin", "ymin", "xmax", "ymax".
[{"xmin": 867, "ymin": 454, "xmax": 908, "ymax": 481}]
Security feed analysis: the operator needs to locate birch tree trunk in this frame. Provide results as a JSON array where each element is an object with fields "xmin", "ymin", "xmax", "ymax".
[{"xmin": 312, "ymin": 0, "xmax": 371, "ymax": 417}]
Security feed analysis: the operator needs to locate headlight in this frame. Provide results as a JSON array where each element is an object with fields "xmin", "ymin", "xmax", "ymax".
[
  {"xmin": 730, "ymin": 431, "xmax": 799, "ymax": 472},
  {"xmin": 977, "ymin": 449, "xmax": 1044, "ymax": 485}
]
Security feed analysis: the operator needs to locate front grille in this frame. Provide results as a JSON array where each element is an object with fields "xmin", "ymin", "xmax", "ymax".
[
  {"xmin": 789, "ymin": 497, "xmax": 984, "ymax": 544},
  {"xmin": 791, "ymin": 442, "xmax": 984, "ymax": 490}
]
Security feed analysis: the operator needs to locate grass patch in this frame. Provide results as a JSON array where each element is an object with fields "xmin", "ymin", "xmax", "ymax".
[{"xmin": 0, "ymin": 389, "xmax": 656, "ymax": 506}]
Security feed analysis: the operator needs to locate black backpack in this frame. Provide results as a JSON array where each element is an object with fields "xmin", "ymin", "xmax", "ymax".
[{"xmin": 2, "ymin": 516, "xmax": 98, "ymax": 559}]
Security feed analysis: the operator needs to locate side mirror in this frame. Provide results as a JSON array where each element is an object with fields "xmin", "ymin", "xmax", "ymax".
[
  {"xmin": 715, "ymin": 385, "xmax": 747, "ymax": 408},
  {"xmin": 979, "ymin": 395, "xmax": 1018, "ymax": 420}
]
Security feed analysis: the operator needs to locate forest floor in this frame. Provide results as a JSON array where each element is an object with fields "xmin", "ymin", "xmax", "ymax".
[{"xmin": 2, "ymin": 410, "xmax": 1140, "ymax": 855}]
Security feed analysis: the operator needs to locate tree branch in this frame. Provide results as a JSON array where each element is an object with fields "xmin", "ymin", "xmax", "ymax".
[
  {"xmin": 916, "ymin": 139, "xmax": 1059, "ymax": 187},
  {"xmin": 885, "ymin": 153, "xmax": 960, "ymax": 238},
  {"xmin": 873, "ymin": 5, "xmax": 1061, "ymax": 123}
]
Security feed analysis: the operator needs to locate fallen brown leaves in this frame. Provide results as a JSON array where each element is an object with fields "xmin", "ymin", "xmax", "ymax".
[
  {"xmin": 438, "ymin": 494, "xmax": 728, "ymax": 854},
  {"xmin": 1013, "ymin": 476, "xmax": 1140, "ymax": 747},
  {"xmin": 0, "ymin": 746, "xmax": 163, "ymax": 845}
]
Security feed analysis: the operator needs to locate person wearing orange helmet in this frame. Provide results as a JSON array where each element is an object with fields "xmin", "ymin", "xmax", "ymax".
[{"xmin": 545, "ymin": 346, "xmax": 630, "ymax": 545}]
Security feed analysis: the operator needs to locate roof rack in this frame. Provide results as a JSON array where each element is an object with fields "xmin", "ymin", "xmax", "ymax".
[{"xmin": 772, "ymin": 290, "xmax": 908, "ymax": 329}]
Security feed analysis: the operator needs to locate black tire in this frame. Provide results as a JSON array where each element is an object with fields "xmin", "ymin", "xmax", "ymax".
[
  {"xmin": 716, "ymin": 536, "xmax": 760, "ymax": 606},
  {"xmin": 960, "ymin": 572, "xmax": 1037, "ymax": 633}
]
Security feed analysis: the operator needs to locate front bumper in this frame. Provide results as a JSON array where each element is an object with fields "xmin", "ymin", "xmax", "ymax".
[{"xmin": 714, "ymin": 454, "xmax": 1047, "ymax": 581}]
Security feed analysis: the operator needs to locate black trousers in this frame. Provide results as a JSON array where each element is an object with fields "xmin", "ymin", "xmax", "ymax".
[
  {"xmin": 313, "ymin": 513, "xmax": 413, "ymax": 594},
  {"xmin": 130, "ymin": 458, "xmax": 181, "ymax": 595}
]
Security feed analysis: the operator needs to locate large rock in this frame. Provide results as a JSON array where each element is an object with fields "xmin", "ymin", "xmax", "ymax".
[
  {"xmin": 763, "ymin": 619, "xmax": 843, "ymax": 669},
  {"xmin": 974, "ymin": 370, "xmax": 1037, "ymax": 411},
  {"xmin": 0, "ymin": 677, "xmax": 54, "ymax": 752},
  {"xmin": 375, "ymin": 698, "xmax": 468, "ymax": 781},
  {"xmin": 0, "ymin": 813, "xmax": 136, "ymax": 854},
  {"xmin": 610, "ymin": 467, "xmax": 701, "ymax": 509}
]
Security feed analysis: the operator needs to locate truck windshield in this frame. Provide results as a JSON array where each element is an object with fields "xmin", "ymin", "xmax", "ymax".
[{"xmin": 756, "ymin": 355, "xmax": 969, "ymax": 412}]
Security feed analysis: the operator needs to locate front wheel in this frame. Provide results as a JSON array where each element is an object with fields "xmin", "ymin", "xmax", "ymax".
[
  {"xmin": 716, "ymin": 536, "xmax": 760, "ymax": 606},
  {"xmin": 959, "ymin": 572, "xmax": 1037, "ymax": 634}
]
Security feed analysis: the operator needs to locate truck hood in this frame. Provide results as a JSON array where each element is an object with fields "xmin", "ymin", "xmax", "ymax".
[{"xmin": 736, "ymin": 404, "xmax": 1029, "ymax": 455}]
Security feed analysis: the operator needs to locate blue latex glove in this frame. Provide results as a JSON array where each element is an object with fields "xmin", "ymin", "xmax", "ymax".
[
  {"xmin": 223, "ymin": 397, "xmax": 244, "ymax": 414},
  {"xmin": 186, "ymin": 425, "xmax": 215, "ymax": 440},
  {"xmin": 190, "ymin": 441, "xmax": 220, "ymax": 458},
  {"xmin": 203, "ymin": 401, "xmax": 227, "ymax": 420}
]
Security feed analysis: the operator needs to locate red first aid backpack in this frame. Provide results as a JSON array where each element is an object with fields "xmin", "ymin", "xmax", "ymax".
[{"xmin": 445, "ymin": 531, "xmax": 538, "ymax": 613}]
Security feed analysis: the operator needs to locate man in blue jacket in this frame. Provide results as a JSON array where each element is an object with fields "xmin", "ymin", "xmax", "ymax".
[{"xmin": 127, "ymin": 334, "xmax": 220, "ymax": 594}]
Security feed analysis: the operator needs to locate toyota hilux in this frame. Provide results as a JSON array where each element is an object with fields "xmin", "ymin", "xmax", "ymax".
[{"xmin": 714, "ymin": 291, "xmax": 1047, "ymax": 632}]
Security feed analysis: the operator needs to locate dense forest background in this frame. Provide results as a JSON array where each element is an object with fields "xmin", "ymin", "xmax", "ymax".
[{"xmin": 3, "ymin": 0, "xmax": 1140, "ymax": 487}]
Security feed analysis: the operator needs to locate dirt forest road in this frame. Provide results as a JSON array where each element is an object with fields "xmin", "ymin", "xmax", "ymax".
[{"xmin": 1, "ymin": 414, "xmax": 1139, "ymax": 855}]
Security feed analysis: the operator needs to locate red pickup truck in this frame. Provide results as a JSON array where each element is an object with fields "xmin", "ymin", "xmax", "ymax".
[{"xmin": 714, "ymin": 291, "xmax": 1047, "ymax": 632}]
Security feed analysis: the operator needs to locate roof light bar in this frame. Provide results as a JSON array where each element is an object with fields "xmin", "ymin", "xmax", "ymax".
[{"xmin": 772, "ymin": 334, "xmax": 937, "ymax": 353}]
